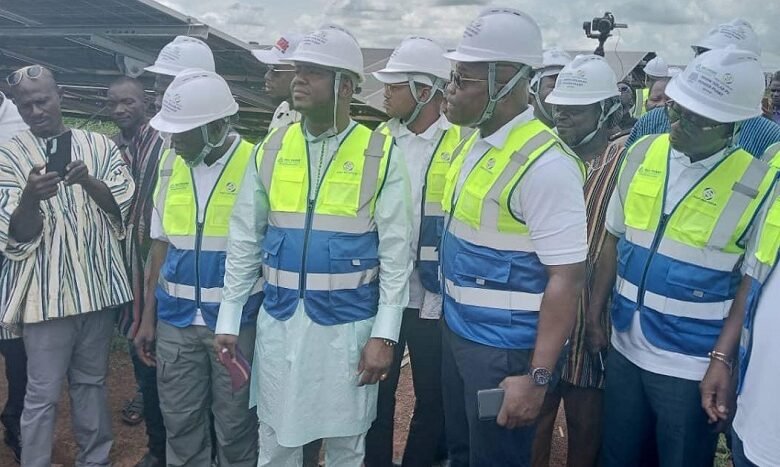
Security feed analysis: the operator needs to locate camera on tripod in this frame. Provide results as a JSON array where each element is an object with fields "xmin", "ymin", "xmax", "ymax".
[{"xmin": 583, "ymin": 12, "xmax": 628, "ymax": 56}]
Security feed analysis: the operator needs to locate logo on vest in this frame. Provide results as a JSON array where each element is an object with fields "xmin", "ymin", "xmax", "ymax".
[
  {"xmin": 637, "ymin": 166, "xmax": 662, "ymax": 177},
  {"xmin": 695, "ymin": 187, "xmax": 717, "ymax": 205},
  {"xmin": 226, "ymin": 182, "xmax": 237, "ymax": 193},
  {"xmin": 441, "ymin": 152, "xmax": 451, "ymax": 162},
  {"xmin": 278, "ymin": 156, "xmax": 301, "ymax": 166},
  {"xmin": 343, "ymin": 161, "xmax": 355, "ymax": 172},
  {"xmin": 485, "ymin": 158, "xmax": 496, "ymax": 170}
]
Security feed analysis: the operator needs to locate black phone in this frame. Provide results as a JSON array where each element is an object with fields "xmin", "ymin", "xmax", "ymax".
[
  {"xmin": 46, "ymin": 131, "xmax": 72, "ymax": 178},
  {"xmin": 477, "ymin": 388, "xmax": 505, "ymax": 421}
]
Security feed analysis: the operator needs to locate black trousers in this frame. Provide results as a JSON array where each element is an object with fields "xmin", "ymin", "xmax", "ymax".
[
  {"xmin": 0, "ymin": 338, "xmax": 26, "ymax": 443},
  {"xmin": 365, "ymin": 308, "xmax": 446, "ymax": 467},
  {"xmin": 129, "ymin": 342, "xmax": 167, "ymax": 459}
]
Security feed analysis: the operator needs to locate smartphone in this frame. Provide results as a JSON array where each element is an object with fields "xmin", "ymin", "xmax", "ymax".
[
  {"xmin": 217, "ymin": 347, "xmax": 251, "ymax": 392},
  {"xmin": 477, "ymin": 388, "xmax": 505, "ymax": 421},
  {"xmin": 45, "ymin": 131, "xmax": 72, "ymax": 178}
]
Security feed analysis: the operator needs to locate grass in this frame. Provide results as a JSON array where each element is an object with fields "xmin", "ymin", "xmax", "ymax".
[
  {"xmin": 715, "ymin": 433, "xmax": 732, "ymax": 467},
  {"xmin": 63, "ymin": 117, "xmax": 118, "ymax": 136}
]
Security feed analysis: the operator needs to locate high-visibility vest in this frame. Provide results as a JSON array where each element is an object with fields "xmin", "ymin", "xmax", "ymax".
[
  {"xmin": 153, "ymin": 139, "xmax": 263, "ymax": 329},
  {"xmin": 378, "ymin": 122, "xmax": 463, "ymax": 293},
  {"xmin": 440, "ymin": 118, "xmax": 584, "ymax": 349},
  {"xmin": 613, "ymin": 134, "xmax": 776, "ymax": 357},
  {"xmin": 738, "ymin": 145, "xmax": 780, "ymax": 392},
  {"xmin": 256, "ymin": 122, "xmax": 392, "ymax": 325},
  {"xmin": 760, "ymin": 141, "xmax": 780, "ymax": 168},
  {"xmin": 633, "ymin": 87, "xmax": 649, "ymax": 118}
]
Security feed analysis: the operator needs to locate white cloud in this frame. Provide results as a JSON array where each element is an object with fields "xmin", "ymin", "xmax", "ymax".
[{"xmin": 158, "ymin": 0, "xmax": 780, "ymax": 70}]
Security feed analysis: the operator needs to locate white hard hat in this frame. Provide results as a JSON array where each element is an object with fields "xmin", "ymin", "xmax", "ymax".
[
  {"xmin": 149, "ymin": 69, "xmax": 239, "ymax": 134},
  {"xmin": 373, "ymin": 36, "xmax": 450, "ymax": 85},
  {"xmin": 530, "ymin": 47, "xmax": 573, "ymax": 89},
  {"xmin": 667, "ymin": 67, "xmax": 683, "ymax": 78},
  {"xmin": 665, "ymin": 46, "xmax": 764, "ymax": 123},
  {"xmin": 443, "ymin": 7, "xmax": 543, "ymax": 68},
  {"xmin": 252, "ymin": 33, "xmax": 303, "ymax": 65},
  {"xmin": 545, "ymin": 55, "xmax": 619, "ymax": 106},
  {"xmin": 281, "ymin": 25, "xmax": 364, "ymax": 83},
  {"xmin": 644, "ymin": 57, "xmax": 669, "ymax": 79},
  {"xmin": 145, "ymin": 36, "xmax": 216, "ymax": 76},
  {"xmin": 691, "ymin": 19, "xmax": 761, "ymax": 56}
]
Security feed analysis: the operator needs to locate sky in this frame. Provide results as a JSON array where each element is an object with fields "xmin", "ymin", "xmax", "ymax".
[{"xmin": 157, "ymin": 0, "xmax": 780, "ymax": 71}]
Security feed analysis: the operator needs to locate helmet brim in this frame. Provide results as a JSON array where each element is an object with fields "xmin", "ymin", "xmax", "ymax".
[
  {"xmin": 144, "ymin": 64, "xmax": 180, "ymax": 76},
  {"xmin": 251, "ymin": 49, "xmax": 283, "ymax": 65}
]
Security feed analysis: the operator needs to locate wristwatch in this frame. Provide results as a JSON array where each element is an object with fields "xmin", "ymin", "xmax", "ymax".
[{"xmin": 530, "ymin": 367, "xmax": 552, "ymax": 386}]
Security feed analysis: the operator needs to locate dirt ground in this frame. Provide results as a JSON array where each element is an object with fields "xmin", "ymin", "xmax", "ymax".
[{"xmin": 0, "ymin": 345, "xmax": 568, "ymax": 466}]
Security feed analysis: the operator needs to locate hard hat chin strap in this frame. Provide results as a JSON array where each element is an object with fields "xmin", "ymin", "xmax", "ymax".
[
  {"xmin": 471, "ymin": 63, "xmax": 530, "ymax": 128},
  {"xmin": 532, "ymin": 88, "xmax": 555, "ymax": 125},
  {"xmin": 571, "ymin": 99, "xmax": 621, "ymax": 148},
  {"xmin": 405, "ymin": 76, "xmax": 446, "ymax": 125},
  {"xmin": 186, "ymin": 119, "xmax": 230, "ymax": 167}
]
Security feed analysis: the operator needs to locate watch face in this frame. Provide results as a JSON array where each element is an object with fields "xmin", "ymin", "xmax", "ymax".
[{"xmin": 532, "ymin": 367, "xmax": 552, "ymax": 386}]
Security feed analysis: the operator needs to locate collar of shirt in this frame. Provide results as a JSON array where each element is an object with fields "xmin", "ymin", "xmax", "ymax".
[
  {"xmin": 192, "ymin": 135, "xmax": 239, "ymax": 169},
  {"xmin": 478, "ymin": 107, "xmax": 536, "ymax": 150},
  {"xmin": 304, "ymin": 119, "xmax": 357, "ymax": 145},
  {"xmin": 112, "ymin": 121, "xmax": 153, "ymax": 149},
  {"xmin": 386, "ymin": 114, "xmax": 452, "ymax": 142},
  {"xmin": 669, "ymin": 146, "xmax": 728, "ymax": 169}
]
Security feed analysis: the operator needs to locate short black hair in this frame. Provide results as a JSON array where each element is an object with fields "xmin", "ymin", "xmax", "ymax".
[
  {"xmin": 108, "ymin": 76, "xmax": 145, "ymax": 95},
  {"xmin": 772, "ymin": 71, "xmax": 780, "ymax": 83}
]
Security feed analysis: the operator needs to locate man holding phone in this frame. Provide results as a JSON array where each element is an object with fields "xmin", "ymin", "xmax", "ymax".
[{"xmin": 0, "ymin": 65, "xmax": 135, "ymax": 467}]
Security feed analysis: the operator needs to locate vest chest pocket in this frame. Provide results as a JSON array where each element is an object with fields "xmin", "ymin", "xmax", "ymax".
[
  {"xmin": 164, "ymin": 193, "xmax": 195, "ymax": 236},
  {"xmin": 319, "ymin": 177, "xmax": 361, "ymax": 216},
  {"xmin": 756, "ymin": 211, "xmax": 780, "ymax": 265},
  {"xmin": 668, "ymin": 198, "xmax": 721, "ymax": 248},
  {"xmin": 454, "ymin": 251, "xmax": 511, "ymax": 286},
  {"xmin": 206, "ymin": 196, "xmax": 237, "ymax": 233},
  {"xmin": 270, "ymin": 166, "xmax": 306, "ymax": 213},
  {"xmin": 625, "ymin": 177, "xmax": 663, "ymax": 230},
  {"xmin": 261, "ymin": 228, "xmax": 286, "ymax": 300},
  {"xmin": 665, "ymin": 264, "xmax": 734, "ymax": 307}
]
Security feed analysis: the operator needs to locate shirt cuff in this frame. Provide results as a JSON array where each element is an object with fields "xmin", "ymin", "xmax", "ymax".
[
  {"xmin": 215, "ymin": 301, "xmax": 243, "ymax": 336},
  {"xmin": 370, "ymin": 304, "xmax": 403, "ymax": 342}
]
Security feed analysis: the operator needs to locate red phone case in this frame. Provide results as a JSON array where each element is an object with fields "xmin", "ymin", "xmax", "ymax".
[{"xmin": 218, "ymin": 348, "xmax": 251, "ymax": 391}]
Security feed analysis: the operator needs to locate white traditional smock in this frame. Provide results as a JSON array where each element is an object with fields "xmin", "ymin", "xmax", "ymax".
[{"xmin": 216, "ymin": 120, "xmax": 412, "ymax": 447}]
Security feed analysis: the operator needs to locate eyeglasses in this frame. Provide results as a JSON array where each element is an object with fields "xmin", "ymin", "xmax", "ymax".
[
  {"xmin": 665, "ymin": 101, "xmax": 723, "ymax": 131},
  {"xmin": 449, "ymin": 70, "xmax": 488, "ymax": 89},
  {"xmin": 6, "ymin": 65, "xmax": 43, "ymax": 86}
]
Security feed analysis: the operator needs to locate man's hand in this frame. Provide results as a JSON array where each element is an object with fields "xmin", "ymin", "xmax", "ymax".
[
  {"xmin": 214, "ymin": 334, "xmax": 238, "ymax": 363},
  {"xmin": 496, "ymin": 375, "xmax": 546, "ymax": 429},
  {"xmin": 64, "ymin": 160, "xmax": 89, "ymax": 186},
  {"xmin": 700, "ymin": 361, "xmax": 735, "ymax": 432},
  {"xmin": 584, "ymin": 316, "xmax": 609, "ymax": 354},
  {"xmin": 133, "ymin": 320, "xmax": 157, "ymax": 367},
  {"xmin": 22, "ymin": 165, "xmax": 60, "ymax": 203},
  {"xmin": 357, "ymin": 338, "xmax": 394, "ymax": 386}
]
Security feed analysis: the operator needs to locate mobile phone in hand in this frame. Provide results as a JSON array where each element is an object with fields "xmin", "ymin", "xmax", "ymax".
[
  {"xmin": 45, "ymin": 131, "xmax": 72, "ymax": 178},
  {"xmin": 477, "ymin": 388, "xmax": 505, "ymax": 421},
  {"xmin": 217, "ymin": 347, "xmax": 251, "ymax": 392}
]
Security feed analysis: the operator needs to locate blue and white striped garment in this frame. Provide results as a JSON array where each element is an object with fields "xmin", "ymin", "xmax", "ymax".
[
  {"xmin": 626, "ymin": 107, "xmax": 780, "ymax": 158},
  {"xmin": 0, "ymin": 129, "xmax": 135, "ymax": 333}
]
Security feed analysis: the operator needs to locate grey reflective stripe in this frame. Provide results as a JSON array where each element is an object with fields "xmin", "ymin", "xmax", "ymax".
[
  {"xmin": 450, "ymin": 131, "xmax": 477, "ymax": 164},
  {"xmin": 445, "ymin": 279, "xmax": 543, "ymax": 311},
  {"xmin": 627, "ymin": 227, "xmax": 742, "ymax": 271},
  {"xmin": 708, "ymin": 157, "xmax": 770, "ymax": 249},
  {"xmin": 617, "ymin": 279, "xmax": 731, "ymax": 320},
  {"xmin": 759, "ymin": 141, "xmax": 780, "ymax": 165},
  {"xmin": 269, "ymin": 212, "xmax": 376, "ymax": 233},
  {"xmin": 618, "ymin": 135, "xmax": 659, "ymax": 205},
  {"xmin": 263, "ymin": 264, "xmax": 379, "ymax": 291},
  {"xmin": 419, "ymin": 246, "xmax": 438, "ymax": 261},
  {"xmin": 449, "ymin": 217, "xmax": 535, "ymax": 251},
  {"xmin": 423, "ymin": 201, "xmax": 444, "ymax": 217},
  {"xmin": 165, "ymin": 235, "xmax": 227, "ymax": 251},
  {"xmin": 154, "ymin": 150, "xmax": 179, "ymax": 221},
  {"xmin": 356, "ymin": 130, "xmax": 387, "ymax": 219},
  {"xmin": 480, "ymin": 131, "xmax": 555, "ymax": 225},
  {"xmin": 259, "ymin": 126, "xmax": 290, "ymax": 192},
  {"xmin": 158, "ymin": 276, "xmax": 263, "ymax": 303}
]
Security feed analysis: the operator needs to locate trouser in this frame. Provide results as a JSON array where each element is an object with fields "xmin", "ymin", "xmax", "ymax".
[
  {"xmin": 156, "ymin": 321, "xmax": 258, "ymax": 467},
  {"xmin": 257, "ymin": 420, "xmax": 365, "ymax": 467},
  {"xmin": 128, "ymin": 341, "xmax": 167, "ymax": 459},
  {"xmin": 601, "ymin": 349, "xmax": 718, "ymax": 467},
  {"xmin": 21, "ymin": 309, "xmax": 117, "ymax": 467},
  {"xmin": 731, "ymin": 428, "xmax": 759, "ymax": 467},
  {"xmin": 0, "ymin": 338, "xmax": 26, "ymax": 444},
  {"xmin": 531, "ymin": 381, "xmax": 602, "ymax": 467},
  {"xmin": 442, "ymin": 322, "xmax": 548, "ymax": 467},
  {"xmin": 365, "ymin": 308, "xmax": 446, "ymax": 467}
]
